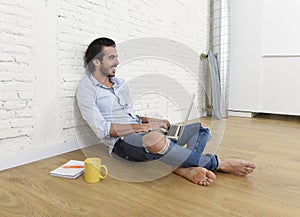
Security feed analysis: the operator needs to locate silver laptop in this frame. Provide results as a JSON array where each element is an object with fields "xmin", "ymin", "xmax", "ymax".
[{"xmin": 165, "ymin": 94, "xmax": 195, "ymax": 141}]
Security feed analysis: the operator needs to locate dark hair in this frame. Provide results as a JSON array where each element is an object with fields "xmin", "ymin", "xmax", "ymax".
[{"xmin": 85, "ymin": 37, "xmax": 116, "ymax": 73}]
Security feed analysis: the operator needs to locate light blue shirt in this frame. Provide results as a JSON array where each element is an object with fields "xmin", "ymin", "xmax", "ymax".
[{"xmin": 76, "ymin": 74, "xmax": 141, "ymax": 153}]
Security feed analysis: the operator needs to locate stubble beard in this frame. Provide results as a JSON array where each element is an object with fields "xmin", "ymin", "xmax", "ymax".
[{"xmin": 100, "ymin": 65, "xmax": 115, "ymax": 78}]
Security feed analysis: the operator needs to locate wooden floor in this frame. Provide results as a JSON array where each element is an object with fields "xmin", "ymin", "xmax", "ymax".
[{"xmin": 0, "ymin": 115, "xmax": 300, "ymax": 217}]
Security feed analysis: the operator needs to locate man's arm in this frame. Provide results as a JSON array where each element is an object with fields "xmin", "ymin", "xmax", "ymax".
[
  {"xmin": 109, "ymin": 117, "xmax": 171, "ymax": 138},
  {"xmin": 77, "ymin": 77, "xmax": 170, "ymax": 139},
  {"xmin": 109, "ymin": 123, "xmax": 150, "ymax": 137},
  {"xmin": 138, "ymin": 116, "xmax": 170, "ymax": 129}
]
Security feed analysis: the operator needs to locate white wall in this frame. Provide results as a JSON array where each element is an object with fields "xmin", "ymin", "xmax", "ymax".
[
  {"xmin": 229, "ymin": 0, "xmax": 300, "ymax": 116},
  {"xmin": 0, "ymin": 0, "xmax": 210, "ymax": 170},
  {"xmin": 0, "ymin": 0, "xmax": 35, "ymax": 154},
  {"xmin": 261, "ymin": 0, "xmax": 300, "ymax": 56}
]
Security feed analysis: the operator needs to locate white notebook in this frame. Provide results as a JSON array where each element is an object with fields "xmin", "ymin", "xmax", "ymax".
[{"xmin": 50, "ymin": 160, "xmax": 84, "ymax": 179}]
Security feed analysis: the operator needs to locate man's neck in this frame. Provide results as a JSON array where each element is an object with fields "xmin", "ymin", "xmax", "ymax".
[{"xmin": 92, "ymin": 72, "xmax": 113, "ymax": 88}]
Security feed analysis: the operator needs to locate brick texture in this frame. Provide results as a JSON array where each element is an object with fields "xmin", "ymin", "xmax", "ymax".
[
  {"xmin": 0, "ymin": 0, "xmax": 34, "ymax": 153},
  {"xmin": 0, "ymin": 0, "xmax": 210, "ymax": 155}
]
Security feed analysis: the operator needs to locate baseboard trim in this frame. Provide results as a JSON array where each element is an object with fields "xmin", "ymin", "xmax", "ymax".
[
  {"xmin": 0, "ymin": 136, "xmax": 99, "ymax": 171},
  {"xmin": 228, "ymin": 110, "xmax": 257, "ymax": 118}
]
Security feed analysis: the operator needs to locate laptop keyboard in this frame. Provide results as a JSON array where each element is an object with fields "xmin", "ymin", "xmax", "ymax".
[{"xmin": 168, "ymin": 125, "xmax": 179, "ymax": 136}]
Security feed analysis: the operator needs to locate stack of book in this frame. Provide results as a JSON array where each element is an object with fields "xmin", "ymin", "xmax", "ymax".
[{"xmin": 50, "ymin": 160, "xmax": 84, "ymax": 179}]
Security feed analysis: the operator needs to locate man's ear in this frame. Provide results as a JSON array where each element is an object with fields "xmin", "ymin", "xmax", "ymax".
[{"xmin": 92, "ymin": 59, "xmax": 101, "ymax": 67}]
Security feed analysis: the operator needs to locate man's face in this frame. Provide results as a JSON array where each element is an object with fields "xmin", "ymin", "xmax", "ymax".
[{"xmin": 99, "ymin": 46, "xmax": 119, "ymax": 77}]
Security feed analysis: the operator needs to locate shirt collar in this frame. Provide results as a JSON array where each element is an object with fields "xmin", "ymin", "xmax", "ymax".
[{"xmin": 89, "ymin": 74, "xmax": 120, "ymax": 88}]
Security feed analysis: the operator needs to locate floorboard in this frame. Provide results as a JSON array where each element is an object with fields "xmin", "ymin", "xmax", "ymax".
[{"xmin": 0, "ymin": 115, "xmax": 299, "ymax": 217}]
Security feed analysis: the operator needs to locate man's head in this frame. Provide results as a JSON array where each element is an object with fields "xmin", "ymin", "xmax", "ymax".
[{"xmin": 85, "ymin": 37, "xmax": 119, "ymax": 77}]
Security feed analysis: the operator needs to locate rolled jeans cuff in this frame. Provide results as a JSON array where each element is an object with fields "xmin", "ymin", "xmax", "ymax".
[{"xmin": 202, "ymin": 154, "xmax": 219, "ymax": 171}]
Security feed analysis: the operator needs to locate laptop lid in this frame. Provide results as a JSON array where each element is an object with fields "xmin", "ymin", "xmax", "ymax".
[{"xmin": 177, "ymin": 93, "xmax": 195, "ymax": 138}]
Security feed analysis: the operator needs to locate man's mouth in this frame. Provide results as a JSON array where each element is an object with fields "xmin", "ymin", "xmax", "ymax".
[{"xmin": 111, "ymin": 66, "xmax": 117, "ymax": 72}]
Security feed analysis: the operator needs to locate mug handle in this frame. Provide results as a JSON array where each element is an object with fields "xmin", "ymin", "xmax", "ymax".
[{"xmin": 99, "ymin": 164, "xmax": 108, "ymax": 179}]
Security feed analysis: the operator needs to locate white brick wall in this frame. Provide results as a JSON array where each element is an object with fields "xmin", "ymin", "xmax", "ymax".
[
  {"xmin": 57, "ymin": 0, "xmax": 210, "ymax": 139},
  {"xmin": 0, "ymin": 0, "xmax": 34, "ymax": 154},
  {"xmin": 0, "ymin": 0, "xmax": 210, "ymax": 163}
]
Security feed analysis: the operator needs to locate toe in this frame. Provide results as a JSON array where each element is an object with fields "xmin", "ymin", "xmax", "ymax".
[
  {"xmin": 198, "ymin": 181, "xmax": 204, "ymax": 186},
  {"xmin": 237, "ymin": 171, "xmax": 247, "ymax": 176},
  {"xmin": 246, "ymin": 162, "xmax": 256, "ymax": 169},
  {"xmin": 207, "ymin": 171, "xmax": 216, "ymax": 180},
  {"xmin": 244, "ymin": 165, "xmax": 255, "ymax": 174}
]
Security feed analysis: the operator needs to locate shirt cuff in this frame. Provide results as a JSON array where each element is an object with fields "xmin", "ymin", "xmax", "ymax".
[
  {"xmin": 138, "ymin": 117, "xmax": 142, "ymax": 123},
  {"xmin": 105, "ymin": 122, "xmax": 112, "ymax": 138}
]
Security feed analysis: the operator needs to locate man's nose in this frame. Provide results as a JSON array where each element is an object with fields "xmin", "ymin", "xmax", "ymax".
[{"xmin": 115, "ymin": 58, "xmax": 119, "ymax": 65}]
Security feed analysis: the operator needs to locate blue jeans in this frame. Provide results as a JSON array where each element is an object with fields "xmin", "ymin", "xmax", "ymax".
[{"xmin": 112, "ymin": 123, "xmax": 219, "ymax": 171}]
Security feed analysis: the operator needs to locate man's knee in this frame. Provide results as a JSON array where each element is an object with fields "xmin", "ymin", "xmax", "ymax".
[{"xmin": 142, "ymin": 131, "xmax": 169, "ymax": 154}]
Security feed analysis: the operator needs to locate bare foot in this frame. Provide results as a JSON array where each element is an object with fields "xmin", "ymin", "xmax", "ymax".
[
  {"xmin": 174, "ymin": 167, "xmax": 216, "ymax": 186},
  {"xmin": 217, "ymin": 159, "xmax": 256, "ymax": 176}
]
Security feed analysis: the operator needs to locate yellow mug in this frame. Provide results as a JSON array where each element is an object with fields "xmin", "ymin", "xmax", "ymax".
[{"xmin": 84, "ymin": 158, "xmax": 108, "ymax": 183}]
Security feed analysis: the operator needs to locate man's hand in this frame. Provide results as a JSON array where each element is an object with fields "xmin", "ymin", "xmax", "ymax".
[
  {"xmin": 137, "ymin": 116, "xmax": 171, "ymax": 133},
  {"xmin": 147, "ymin": 117, "xmax": 170, "ymax": 131}
]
